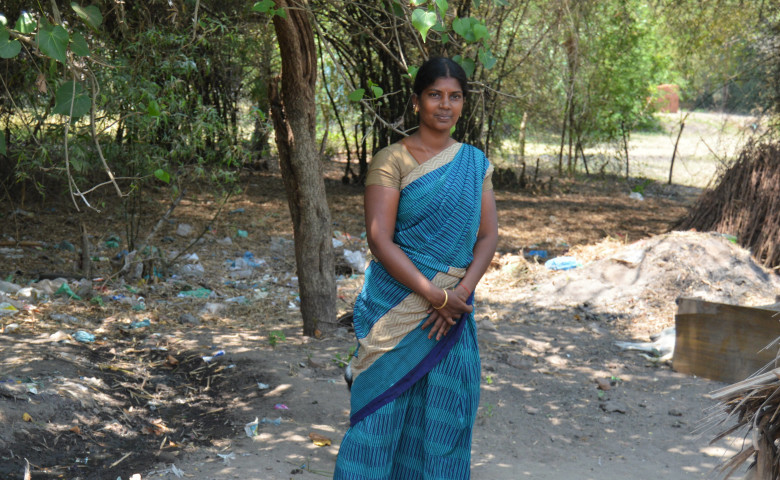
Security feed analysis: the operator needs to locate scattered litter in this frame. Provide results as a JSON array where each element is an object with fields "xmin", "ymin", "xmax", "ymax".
[
  {"xmin": 0, "ymin": 302, "xmax": 18, "ymax": 315},
  {"xmin": 202, "ymin": 350, "xmax": 225, "ymax": 362},
  {"xmin": 244, "ymin": 417, "xmax": 260, "ymax": 437},
  {"xmin": 217, "ymin": 452, "xmax": 236, "ymax": 465},
  {"xmin": 73, "ymin": 331, "xmax": 96, "ymax": 343},
  {"xmin": 23, "ymin": 412, "xmax": 32, "ymax": 422},
  {"xmin": 257, "ymin": 382, "xmax": 270, "ymax": 390},
  {"xmin": 0, "ymin": 280, "xmax": 21, "ymax": 294},
  {"xmin": 262, "ymin": 417, "xmax": 282, "ymax": 425},
  {"xmin": 129, "ymin": 319, "xmax": 151, "ymax": 329},
  {"xmin": 3, "ymin": 323, "xmax": 19, "ymax": 333},
  {"xmin": 55, "ymin": 283, "xmax": 82, "ymax": 300},
  {"xmin": 332, "ymin": 238, "xmax": 344, "ymax": 248},
  {"xmin": 57, "ymin": 240, "xmax": 75, "ymax": 251},
  {"xmin": 177, "ymin": 288, "xmax": 212, "ymax": 298},
  {"xmin": 105, "ymin": 236, "xmax": 121, "ymax": 248},
  {"xmin": 229, "ymin": 208, "xmax": 245, "ymax": 214},
  {"xmin": 170, "ymin": 464, "xmax": 185, "ymax": 478},
  {"xmin": 51, "ymin": 313, "xmax": 80, "ymax": 324},
  {"xmin": 525, "ymin": 250, "xmax": 548, "ymax": 259},
  {"xmin": 49, "ymin": 330, "xmax": 70, "ymax": 342},
  {"xmin": 544, "ymin": 256, "xmax": 581, "ymax": 271},
  {"xmin": 217, "ymin": 236, "xmax": 233, "ymax": 246},
  {"xmin": 237, "ymin": 229, "xmax": 248, "ymax": 238},
  {"xmin": 308, "ymin": 432, "xmax": 332, "ymax": 447},
  {"xmin": 274, "ymin": 403, "xmax": 289, "ymax": 410},
  {"xmin": 343, "ymin": 249, "xmax": 367, "ymax": 273},
  {"xmin": 614, "ymin": 327, "xmax": 675, "ymax": 361},
  {"xmin": 200, "ymin": 302, "xmax": 226, "ymax": 315},
  {"xmin": 629, "ymin": 191, "xmax": 644, "ymax": 201},
  {"xmin": 179, "ymin": 263, "xmax": 206, "ymax": 276},
  {"xmin": 176, "ymin": 224, "xmax": 193, "ymax": 237}
]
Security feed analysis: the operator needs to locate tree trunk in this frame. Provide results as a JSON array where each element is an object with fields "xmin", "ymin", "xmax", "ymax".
[
  {"xmin": 669, "ymin": 113, "xmax": 689, "ymax": 185},
  {"xmin": 270, "ymin": 0, "xmax": 336, "ymax": 336}
]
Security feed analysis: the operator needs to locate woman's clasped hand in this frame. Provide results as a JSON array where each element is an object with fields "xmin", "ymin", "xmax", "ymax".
[{"xmin": 422, "ymin": 286, "xmax": 473, "ymax": 340}]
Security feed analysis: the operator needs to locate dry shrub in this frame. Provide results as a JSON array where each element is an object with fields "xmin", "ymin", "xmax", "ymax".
[{"xmin": 676, "ymin": 141, "xmax": 780, "ymax": 269}]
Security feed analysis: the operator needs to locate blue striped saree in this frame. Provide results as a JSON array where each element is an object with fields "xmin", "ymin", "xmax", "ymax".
[{"xmin": 335, "ymin": 142, "xmax": 491, "ymax": 480}]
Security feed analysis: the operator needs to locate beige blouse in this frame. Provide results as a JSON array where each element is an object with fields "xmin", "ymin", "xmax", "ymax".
[{"xmin": 365, "ymin": 142, "xmax": 493, "ymax": 191}]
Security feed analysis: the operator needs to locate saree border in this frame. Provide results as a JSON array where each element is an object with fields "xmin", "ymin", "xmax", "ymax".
[
  {"xmin": 350, "ymin": 293, "xmax": 474, "ymax": 426},
  {"xmin": 400, "ymin": 142, "xmax": 463, "ymax": 190}
]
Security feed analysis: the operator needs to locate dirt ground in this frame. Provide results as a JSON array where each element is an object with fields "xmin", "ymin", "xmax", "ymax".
[{"xmin": 1, "ymin": 163, "xmax": 779, "ymax": 480}]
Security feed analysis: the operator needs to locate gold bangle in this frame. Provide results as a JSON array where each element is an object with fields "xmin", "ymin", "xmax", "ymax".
[{"xmin": 433, "ymin": 289, "xmax": 448, "ymax": 310}]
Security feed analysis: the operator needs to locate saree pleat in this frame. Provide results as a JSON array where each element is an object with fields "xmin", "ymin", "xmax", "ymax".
[{"xmin": 335, "ymin": 143, "xmax": 490, "ymax": 480}]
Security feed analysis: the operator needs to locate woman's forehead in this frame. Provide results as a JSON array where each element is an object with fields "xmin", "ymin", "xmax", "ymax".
[{"xmin": 423, "ymin": 77, "xmax": 462, "ymax": 92}]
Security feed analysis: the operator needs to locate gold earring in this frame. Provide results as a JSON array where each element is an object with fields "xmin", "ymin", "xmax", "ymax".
[{"xmin": 414, "ymin": 104, "xmax": 418, "ymax": 114}]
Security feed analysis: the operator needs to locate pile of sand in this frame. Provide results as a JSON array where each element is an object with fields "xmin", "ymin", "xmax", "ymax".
[{"xmin": 532, "ymin": 231, "xmax": 779, "ymax": 314}]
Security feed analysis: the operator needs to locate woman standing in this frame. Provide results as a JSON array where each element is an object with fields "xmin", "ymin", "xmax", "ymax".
[{"xmin": 335, "ymin": 57, "xmax": 498, "ymax": 479}]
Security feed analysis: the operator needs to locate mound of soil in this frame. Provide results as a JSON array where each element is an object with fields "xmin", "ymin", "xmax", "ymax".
[{"xmin": 533, "ymin": 231, "xmax": 779, "ymax": 323}]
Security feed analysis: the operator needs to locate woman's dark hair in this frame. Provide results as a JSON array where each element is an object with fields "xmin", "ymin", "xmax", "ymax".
[{"xmin": 413, "ymin": 57, "xmax": 469, "ymax": 98}]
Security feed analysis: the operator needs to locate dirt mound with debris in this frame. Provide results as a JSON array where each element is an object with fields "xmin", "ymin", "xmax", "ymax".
[{"xmin": 530, "ymin": 231, "xmax": 779, "ymax": 328}]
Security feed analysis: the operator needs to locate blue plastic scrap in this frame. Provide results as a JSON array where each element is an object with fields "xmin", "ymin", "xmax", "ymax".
[{"xmin": 544, "ymin": 256, "xmax": 582, "ymax": 271}]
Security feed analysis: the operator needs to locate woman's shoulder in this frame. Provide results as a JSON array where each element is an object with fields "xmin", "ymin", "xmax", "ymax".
[
  {"xmin": 460, "ymin": 143, "xmax": 489, "ymax": 162},
  {"xmin": 373, "ymin": 142, "xmax": 406, "ymax": 159}
]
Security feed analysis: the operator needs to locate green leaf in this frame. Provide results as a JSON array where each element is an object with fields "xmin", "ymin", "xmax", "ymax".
[
  {"xmin": 411, "ymin": 9, "xmax": 437, "ymax": 42},
  {"xmin": 0, "ymin": 29, "xmax": 21, "ymax": 58},
  {"xmin": 371, "ymin": 85, "xmax": 383, "ymax": 99},
  {"xmin": 458, "ymin": 57, "xmax": 475, "ymax": 78},
  {"xmin": 252, "ymin": 0, "xmax": 275, "ymax": 12},
  {"xmin": 154, "ymin": 169, "xmax": 171, "ymax": 184},
  {"xmin": 435, "ymin": 0, "xmax": 448, "ymax": 16},
  {"xmin": 0, "ymin": 130, "xmax": 6, "ymax": 156},
  {"xmin": 348, "ymin": 88, "xmax": 365, "ymax": 102},
  {"xmin": 452, "ymin": 18, "xmax": 469, "ymax": 38},
  {"xmin": 473, "ymin": 0, "xmax": 481, "ymax": 7},
  {"xmin": 472, "ymin": 22, "xmax": 488, "ymax": 42},
  {"xmin": 410, "ymin": 0, "xmax": 427, "ymax": 5},
  {"xmin": 15, "ymin": 12, "xmax": 36, "ymax": 34},
  {"xmin": 70, "ymin": 31, "xmax": 90, "ymax": 57},
  {"xmin": 478, "ymin": 47, "xmax": 496, "ymax": 69},
  {"xmin": 147, "ymin": 99, "xmax": 161, "ymax": 117},
  {"xmin": 493, "ymin": 0, "xmax": 509, "ymax": 5},
  {"xmin": 253, "ymin": 0, "xmax": 285, "ymax": 17},
  {"xmin": 37, "ymin": 25, "xmax": 69, "ymax": 63},
  {"xmin": 407, "ymin": 65, "xmax": 419, "ymax": 81},
  {"xmin": 71, "ymin": 4, "xmax": 103, "ymax": 29},
  {"xmin": 52, "ymin": 81, "xmax": 91, "ymax": 118}
]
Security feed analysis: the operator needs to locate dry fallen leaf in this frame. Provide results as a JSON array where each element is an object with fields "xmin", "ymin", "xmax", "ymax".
[
  {"xmin": 23, "ymin": 412, "xmax": 33, "ymax": 422},
  {"xmin": 36, "ymin": 73, "xmax": 47, "ymax": 94},
  {"xmin": 166, "ymin": 355, "xmax": 179, "ymax": 366},
  {"xmin": 308, "ymin": 432, "xmax": 331, "ymax": 447},
  {"xmin": 70, "ymin": 425, "xmax": 82, "ymax": 434}
]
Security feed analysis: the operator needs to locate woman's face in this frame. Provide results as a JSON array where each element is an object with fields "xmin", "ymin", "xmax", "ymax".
[{"xmin": 414, "ymin": 76, "xmax": 464, "ymax": 134}]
